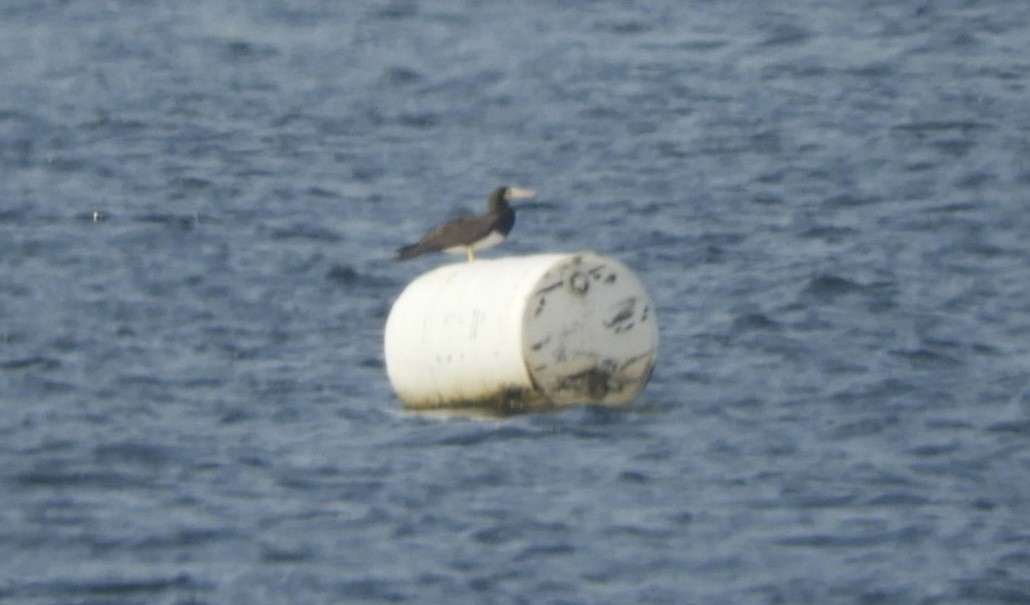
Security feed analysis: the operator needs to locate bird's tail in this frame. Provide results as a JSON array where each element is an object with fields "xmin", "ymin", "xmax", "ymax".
[{"xmin": 395, "ymin": 243, "xmax": 427, "ymax": 261}]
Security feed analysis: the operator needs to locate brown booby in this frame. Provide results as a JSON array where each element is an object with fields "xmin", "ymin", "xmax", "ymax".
[{"xmin": 395, "ymin": 186, "xmax": 537, "ymax": 262}]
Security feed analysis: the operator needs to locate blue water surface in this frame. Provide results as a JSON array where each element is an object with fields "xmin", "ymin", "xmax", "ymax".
[{"xmin": 2, "ymin": 1, "xmax": 1030, "ymax": 604}]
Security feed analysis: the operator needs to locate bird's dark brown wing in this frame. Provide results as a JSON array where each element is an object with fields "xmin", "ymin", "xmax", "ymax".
[{"xmin": 395, "ymin": 214, "xmax": 497, "ymax": 260}]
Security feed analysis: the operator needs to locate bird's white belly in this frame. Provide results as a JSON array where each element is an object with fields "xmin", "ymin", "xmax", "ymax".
[{"xmin": 443, "ymin": 230, "xmax": 505, "ymax": 254}]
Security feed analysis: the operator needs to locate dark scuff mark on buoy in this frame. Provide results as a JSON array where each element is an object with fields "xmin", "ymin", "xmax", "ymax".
[
  {"xmin": 533, "ymin": 296, "xmax": 546, "ymax": 317},
  {"xmin": 535, "ymin": 279, "xmax": 564, "ymax": 295},
  {"xmin": 530, "ymin": 336, "xmax": 551, "ymax": 351},
  {"xmin": 570, "ymin": 272, "xmax": 590, "ymax": 295},
  {"xmin": 605, "ymin": 307, "xmax": 633, "ymax": 329},
  {"xmin": 604, "ymin": 297, "xmax": 637, "ymax": 331},
  {"xmin": 557, "ymin": 367, "xmax": 611, "ymax": 399},
  {"xmin": 587, "ymin": 265, "xmax": 609, "ymax": 280}
]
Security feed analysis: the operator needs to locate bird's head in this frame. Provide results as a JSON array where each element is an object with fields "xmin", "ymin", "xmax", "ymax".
[{"xmin": 488, "ymin": 185, "xmax": 537, "ymax": 211}]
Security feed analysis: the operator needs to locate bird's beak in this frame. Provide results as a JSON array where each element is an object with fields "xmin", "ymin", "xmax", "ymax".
[{"xmin": 506, "ymin": 187, "xmax": 537, "ymax": 201}]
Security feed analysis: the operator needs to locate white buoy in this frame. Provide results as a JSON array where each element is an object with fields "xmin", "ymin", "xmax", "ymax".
[{"xmin": 384, "ymin": 252, "xmax": 658, "ymax": 412}]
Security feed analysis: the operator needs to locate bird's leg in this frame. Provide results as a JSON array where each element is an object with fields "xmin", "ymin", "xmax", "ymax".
[{"xmin": 467, "ymin": 248, "xmax": 476, "ymax": 262}]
